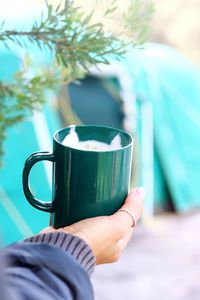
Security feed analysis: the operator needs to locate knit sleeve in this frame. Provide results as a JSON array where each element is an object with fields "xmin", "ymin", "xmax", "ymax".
[{"xmin": 24, "ymin": 232, "xmax": 96, "ymax": 276}]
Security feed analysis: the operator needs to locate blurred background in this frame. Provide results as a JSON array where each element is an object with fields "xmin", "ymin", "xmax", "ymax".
[{"xmin": 0, "ymin": 1, "xmax": 200, "ymax": 299}]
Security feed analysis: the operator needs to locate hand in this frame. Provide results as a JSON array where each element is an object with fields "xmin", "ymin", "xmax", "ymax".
[{"xmin": 41, "ymin": 187, "xmax": 144, "ymax": 265}]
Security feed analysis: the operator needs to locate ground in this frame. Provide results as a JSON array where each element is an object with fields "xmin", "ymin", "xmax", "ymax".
[{"xmin": 92, "ymin": 212, "xmax": 200, "ymax": 300}]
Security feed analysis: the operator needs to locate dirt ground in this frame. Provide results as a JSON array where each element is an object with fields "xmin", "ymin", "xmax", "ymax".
[{"xmin": 92, "ymin": 212, "xmax": 200, "ymax": 300}]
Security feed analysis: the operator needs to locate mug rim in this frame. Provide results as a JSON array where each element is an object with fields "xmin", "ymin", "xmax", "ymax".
[{"xmin": 53, "ymin": 125, "xmax": 133, "ymax": 153}]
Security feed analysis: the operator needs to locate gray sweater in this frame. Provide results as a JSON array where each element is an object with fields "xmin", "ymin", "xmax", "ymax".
[{"xmin": 24, "ymin": 232, "xmax": 96, "ymax": 276}]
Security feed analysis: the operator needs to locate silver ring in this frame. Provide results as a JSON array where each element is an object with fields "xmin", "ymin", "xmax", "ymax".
[{"xmin": 118, "ymin": 209, "xmax": 136, "ymax": 227}]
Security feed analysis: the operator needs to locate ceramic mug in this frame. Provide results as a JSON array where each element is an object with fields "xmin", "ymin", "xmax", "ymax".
[{"xmin": 22, "ymin": 125, "xmax": 133, "ymax": 228}]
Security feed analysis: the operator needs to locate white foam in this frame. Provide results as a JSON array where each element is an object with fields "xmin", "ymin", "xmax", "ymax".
[{"xmin": 62, "ymin": 127, "xmax": 122, "ymax": 151}]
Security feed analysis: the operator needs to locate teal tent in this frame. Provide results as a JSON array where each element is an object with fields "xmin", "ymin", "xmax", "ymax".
[
  {"xmin": 124, "ymin": 43, "xmax": 200, "ymax": 213},
  {"xmin": 0, "ymin": 51, "xmax": 61, "ymax": 246},
  {"xmin": 0, "ymin": 5, "xmax": 61, "ymax": 245}
]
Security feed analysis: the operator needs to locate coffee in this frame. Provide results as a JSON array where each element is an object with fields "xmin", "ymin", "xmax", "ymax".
[{"xmin": 62, "ymin": 126, "xmax": 122, "ymax": 151}]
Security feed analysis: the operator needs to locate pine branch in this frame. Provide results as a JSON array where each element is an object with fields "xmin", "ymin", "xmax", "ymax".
[
  {"xmin": 0, "ymin": 0, "xmax": 153, "ymax": 71},
  {"xmin": 0, "ymin": 0, "xmax": 154, "ymax": 163}
]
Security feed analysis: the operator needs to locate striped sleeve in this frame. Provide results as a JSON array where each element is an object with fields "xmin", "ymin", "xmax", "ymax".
[{"xmin": 24, "ymin": 232, "xmax": 96, "ymax": 275}]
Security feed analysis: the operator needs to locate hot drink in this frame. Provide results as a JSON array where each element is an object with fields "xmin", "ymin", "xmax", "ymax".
[{"xmin": 62, "ymin": 126, "xmax": 122, "ymax": 151}]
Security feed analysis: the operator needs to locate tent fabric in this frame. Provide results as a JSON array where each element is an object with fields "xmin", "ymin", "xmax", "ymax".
[
  {"xmin": 0, "ymin": 4, "xmax": 63, "ymax": 246},
  {"xmin": 68, "ymin": 76, "xmax": 124, "ymax": 129},
  {"xmin": 123, "ymin": 43, "xmax": 200, "ymax": 213},
  {"xmin": 0, "ymin": 51, "xmax": 61, "ymax": 246},
  {"xmin": 0, "ymin": 100, "xmax": 61, "ymax": 246}
]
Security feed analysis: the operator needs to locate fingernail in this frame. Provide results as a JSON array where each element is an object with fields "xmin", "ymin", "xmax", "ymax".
[{"xmin": 133, "ymin": 187, "xmax": 145, "ymax": 197}]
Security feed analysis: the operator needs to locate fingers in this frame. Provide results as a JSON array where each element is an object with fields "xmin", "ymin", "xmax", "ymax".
[
  {"xmin": 110, "ymin": 187, "xmax": 144, "ymax": 236},
  {"xmin": 119, "ymin": 187, "xmax": 144, "ymax": 224}
]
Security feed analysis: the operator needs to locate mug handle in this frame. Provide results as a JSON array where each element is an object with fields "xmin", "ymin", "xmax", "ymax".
[{"xmin": 22, "ymin": 151, "xmax": 55, "ymax": 212}]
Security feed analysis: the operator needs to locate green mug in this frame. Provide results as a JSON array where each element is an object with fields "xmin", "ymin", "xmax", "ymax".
[{"xmin": 23, "ymin": 125, "xmax": 133, "ymax": 228}]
